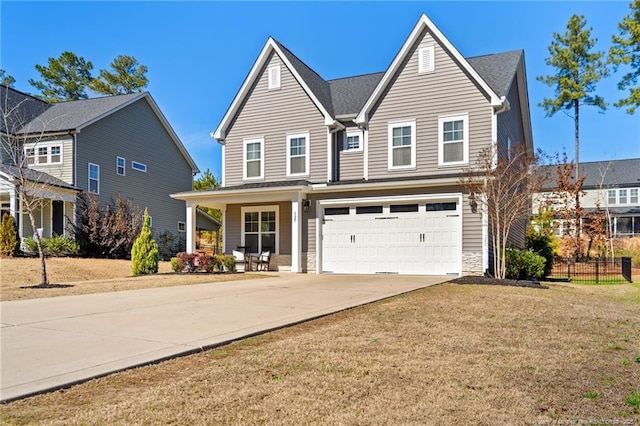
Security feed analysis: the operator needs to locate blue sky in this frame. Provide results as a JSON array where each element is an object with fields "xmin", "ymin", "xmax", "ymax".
[{"xmin": 2, "ymin": 1, "xmax": 638, "ymax": 179}]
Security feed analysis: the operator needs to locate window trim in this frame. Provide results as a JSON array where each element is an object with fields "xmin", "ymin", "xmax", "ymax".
[
  {"xmin": 243, "ymin": 138, "xmax": 264, "ymax": 180},
  {"xmin": 178, "ymin": 221, "xmax": 186, "ymax": 233},
  {"xmin": 418, "ymin": 44, "xmax": 435, "ymax": 74},
  {"xmin": 116, "ymin": 156, "xmax": 126, "ymax": 176},
  {"xmin": 387, "ymin": 120, "xmax": 416, "ymax": 170},
  {"xmin": 268, "ymin": 64, "xmax": 281, "ymax": 90},
  {"xmin": 343, "ymin": 130, "xmax": 363, "ymax": 152},
  {"xmin": 23, "ymin": 141, "xmax": 63, "ymax": 165},
  {"xmin": 131, "ymin": 161, "xmax": 147, "ymax": 173},
  {"xmin": 88, "ymin": 163, "xmax": 100, "ymax": 194},
  {"xmin": 240, "ymin": 205, "xmax": 279, "ymax": 254},
  {"xmin": 630, "ymin": 188, "xmax": 638, "ymax": 204},
  {"xmin": 619, "ymin": 189, "xmax": 628, "ymax": 204},
  {"xmin": 438, "ymin": 113, "xmax": 469, "ymax": 167},
  {"xmin": 286, "ymin": 132, "xmax": 310, "ymax": 177}
]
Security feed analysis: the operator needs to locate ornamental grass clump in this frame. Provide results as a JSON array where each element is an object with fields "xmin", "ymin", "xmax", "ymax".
[{"xmin": 131, "ymin": 209, "xmax": 159, "ymax": 276}]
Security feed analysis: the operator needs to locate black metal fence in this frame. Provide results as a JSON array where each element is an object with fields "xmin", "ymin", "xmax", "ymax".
[{"xmin": 550, "ymin": 257, "xmax": 633, "ymax": 283}]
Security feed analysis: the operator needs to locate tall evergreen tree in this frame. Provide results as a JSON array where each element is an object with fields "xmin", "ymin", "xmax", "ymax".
[
  {"xmin": 610, "ymin": 0, "xmax": 640, "ymax": 113},
  {"xmin": 91, "ymin": 55, "xmax": 149, "ymax": 95},
  {"xmin": 0, "ymin": 69, "xmax": 16, "ymax": 87},
  {"xmin": 537, "ymin": 14, "xmax": 608, "ymax": 182},
  {"xmin": 28, "ymin": 51, "xmax": 94, "ymax": 102}
]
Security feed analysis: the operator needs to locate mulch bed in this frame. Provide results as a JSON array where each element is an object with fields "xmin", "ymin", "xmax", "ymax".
[
  {"xmin": 19, "ymin": 284, "xmax": 75, "ymax": 289},
  {"xmin": 449, "ymin": 276, "xmax": 548, "ymax": 289}
]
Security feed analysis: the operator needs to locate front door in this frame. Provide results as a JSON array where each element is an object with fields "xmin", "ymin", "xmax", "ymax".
[{"xmin": 52, "ymin": 200, "xmax": 64, "ymax": 236}]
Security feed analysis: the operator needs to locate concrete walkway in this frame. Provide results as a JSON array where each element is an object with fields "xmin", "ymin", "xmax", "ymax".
[{"xmin": 0, "ymin": 273, "xmax": 448, "ymax": 402}]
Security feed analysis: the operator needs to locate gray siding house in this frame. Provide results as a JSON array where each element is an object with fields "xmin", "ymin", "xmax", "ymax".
[
  {"xmin": 1, "ymin": 85, "xmax": 199, "ymax": 242},
  {"xmin": 172, "ymin": 13, "xmax": 533, "ymax": 275}
]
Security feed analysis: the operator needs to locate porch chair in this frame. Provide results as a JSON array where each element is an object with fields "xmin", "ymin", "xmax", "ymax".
[
  {"xmin": 232, "ymin": 250, "xmax": 247, "ymax": 273},
  {"xmin": 256, "ymin": 250, "xmax": 271, "ymax": 271}
]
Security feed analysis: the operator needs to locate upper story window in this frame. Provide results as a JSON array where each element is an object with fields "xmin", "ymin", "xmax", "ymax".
[
  {"xmin": 607, "ymin": 188, "xmax": 639, "ymax": 205},
  {"xmin": 287, "ymin": 133, "xmax": 309, "ymax": 176},
  {"xmin": 438, "ymin": 113, "xmax": 469, "ymax": 166},
  {"xmin": 88, "ymin": 163, "xmax": 99, "ymax": 194},
  {"xmin": 608, "ymin": 190, "xmax": 616, "ymax": 205},
  {"xmin": 619, "ymin": 189, "xmax": 628, "ymax": 204},
  {"xmin": 418, "ymin": 45, "xmax": 435, "ymax": 74},
  {"xmin": 631, "ymin": 188, "xmax": 639, "ymax": 204},
  {"xmin": 268, "ymin": 65, "xmax": 281, "ymax": 90},
  {"xmin": 388, "ymin": 121, "xmax": 416, "ymax": 170},
  {"xmin": 344, "ymin": 131, "xmax": 362, "ymax": 152},
  {"xmin": 24, "ymin": 143, "xmax": 62, "ymax": 165},
  {"xmin": 243, "ymin": 138, "xmax": 264, "ymax": 180},
  {"xmin": 131, "ymin": 161, "xmax": 147, "ymax": 172},
  {"xmin": 116, "ymin": 157, "xmax": 125, "ymax": 176}
]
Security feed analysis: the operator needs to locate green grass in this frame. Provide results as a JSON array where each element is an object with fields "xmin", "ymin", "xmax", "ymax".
[
  {"xmin": 583, "ymin": 391, "xmax": 599, "ymax": 399},
  {"xmin": 626, "ymin": 392, "xmax": 640, "ymax": 414}
]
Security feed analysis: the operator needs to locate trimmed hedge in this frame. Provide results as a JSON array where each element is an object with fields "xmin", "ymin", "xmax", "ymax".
[{"xmin": 505, "ymin": 248, "xmax": 546, "ymax": 280}]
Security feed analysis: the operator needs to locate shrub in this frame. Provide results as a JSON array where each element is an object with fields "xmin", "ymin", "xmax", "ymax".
[
  {"xmin": 527, "ymin": 233, "xmax": 554, "ymax": 278},
  {"xmin": 131, "ymin": 209, "xmax": 159, "ymax": 276},
  {"xmin": 170, "ymin": 257, "xmax": 181, "ymax": 272},
  {"xmin": 22, "ymin": 236, "xmax": 39, "ymax": 253},
  {"xmin": 173, "ymin": 252, "xmax": 235, "ymax": 273},
  {"xmin": 222, "ymin": 254, "xmax": 235, "ymax": 272},
  {"xmin": 505, "ymin": 248, "xmax": 546, "ymax": 280},
  {"xmin": 156, "ymin": 230, "xmax": 185, "ymax": 260},
  {"xmin": 21, "ymin": 235, "xmax": 78, "ymax": 256},
  {"xmin": 0, "ymin": 213, "xmax": 19, "ymax": 257},
  {"xmin": 176, "ymin": 252, "xmax": 197, "ymax": 272}
]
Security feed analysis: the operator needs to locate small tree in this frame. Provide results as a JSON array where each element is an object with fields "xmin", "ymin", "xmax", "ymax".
[
  {"xmin": 131, "ymin": 209, "xmax": 159, "ymax": 276},
  {"xmin": 0, "ymin": 212, "xmax": 19, "ymax": 257},
  {"xmin": 460, "ymin": 144, "xmax": 545, "ymax": 279}
]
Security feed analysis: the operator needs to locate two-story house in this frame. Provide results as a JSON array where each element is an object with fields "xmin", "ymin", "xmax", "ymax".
[
  {"xmin": 1, "ymin": 85, "xmax": 199, "ymax": 243},
  {"xmin": 535, "ymin": 158, "xmax": 640, "ymax": 238},
  {"xmin": 172, "ymin": 14, "xmax": 533, "ymax": 275}
]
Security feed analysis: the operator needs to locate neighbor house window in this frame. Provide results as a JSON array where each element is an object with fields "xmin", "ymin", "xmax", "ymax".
[
  {"xmin": 268, "ymin": 65, "xmax": 281, "ymax": 90},
  {"xmin": 630, "ymin": 188, "xmax": 638, "ymax": 204},
  {"xmin": 116, "ymin": 157, "xmax": 125, "ymax": 176},
  {"xmin": 619, "ymin": 189, "xmax": 628, "ymax": 204},
  {"xmin": 88, "ymin": 163, "xmax": 99, "ymax": 194},
  {"xmin": 24, "ymin": 143, "xmax": 62, "ymax": 165},
  {"xmin": 344, "ymin": 131, "xmax": 361, "ymax": 152},
  {"xmin": 418, "ymin": 45, "xmax": 435, "ymax": 74},
  {"xmin": 438, "ymin": 113, "xmax": 469, "ymax": 166},
  {"xmin": 608, "ymin": 190, "xmax": 616, "ymax": 205},
  {"xmin": 243, "ymin": 138, "xmax": 264, "ymax": 180},
  {"xmin": 241, "ymin": 206, "xmax": 278, "ymax": 254},
  {"xmin": 132, "ymin": 161, "xmax": 147, "ymax": 172},
  {"xmin": 287, "ymin": 133, "xmax": 309, "ymax": 176},
  {"xmin": 178, "ymin": 221, "xmax": 185, "ymax": 232},
  {"xmin": 388, "ymin": 121, "xmax": 416, "ymax": 169}
]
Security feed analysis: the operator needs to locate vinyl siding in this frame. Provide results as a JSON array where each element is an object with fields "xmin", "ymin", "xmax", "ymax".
[
  {"xmin": 224, "ymin": 53, "xmax": 328, "ymax": 186},
  {"xmin": 23, "ymin": 136, "xmax": 74, "ymax": 184},
  {"xmin": 367, "ymin": 29, "xmax": 493, "ymax": 180},
  {"xmin": 225, "ymin": 201, "xmax": 292, "ymax": 255},
  {"xmin": 75, "ymin": 98, "xmax": 193, "ymax": 237},
  {"xmin": 336, "ymin": 123, "xmax": 364, "ymax": 181}
]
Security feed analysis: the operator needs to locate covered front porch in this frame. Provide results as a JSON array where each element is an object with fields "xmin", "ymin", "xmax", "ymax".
[{"xmin": 172, "ymin": 183, "xmax": 311, "ymax": 272}]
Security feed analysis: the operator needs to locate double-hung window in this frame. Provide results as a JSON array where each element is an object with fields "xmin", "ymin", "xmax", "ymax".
[
  {"xmin": 287, "ymin": 133, "xmax": 309, "ymax": 176},
  {"xmin": 438, "ymin": 113, "xmax": 469, "ymax": 166},
  {"xmin": 25, "ymin": 148, "xmax": 36, "ymax": 165},
  {"xmin": 241, "ymin": 206, "xmax": 278, "ymax": 254},
  {"xmin": 24, "ymin": 143, "xmax": 62, "ymax": 165},
  {"xmin": 619, "ymin": 189, "xmax": 628, "ymax": 204},
  {"xmin": 608, "ymin": 190, "xmax": 617, "ymax": 205},
  {"xmin": 116, "ymin": 157, "xmax": 126, "ymax": 176},
  {"xmin": 388, "ymin": 121, "xmax": 416, "ymax": 169},
  {"xmin": 88, "ymin": 163, "xmax": 100, "ymax": 194},
  {"xmin": 630, "ymin": 188, "xmax": 639, "ymax": 204},
  {"xmin": 344, "ymin": 131, "xmax": 362, "ymax": 152},
  {"xmin": 243, "ymin": 138, "xmax": 264, "ymax": 180}
]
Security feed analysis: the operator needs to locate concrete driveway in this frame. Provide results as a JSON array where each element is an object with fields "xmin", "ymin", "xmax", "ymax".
[{"xmin": 0, "ymin": 273, "xmax": 449, "ymax": 402}]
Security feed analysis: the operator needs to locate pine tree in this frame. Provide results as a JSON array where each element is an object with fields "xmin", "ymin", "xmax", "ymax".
[
  {"xmin": 610, "ymin": 0, "xmax": 640, "ymax": 113},
  {"xmin": 90, "ymin": 55, "xmax": 149, "ymax": 95},
  {"xmin": 28, "ymin": 51, "xmax": 94, "ymax": 102},
  {"xmin": 0, "ymin": 213, "xmax": 19, "ymax": 257},
  {"xmin": 131, "ymin": 209, "xmax": 159, "ymax": 276}
]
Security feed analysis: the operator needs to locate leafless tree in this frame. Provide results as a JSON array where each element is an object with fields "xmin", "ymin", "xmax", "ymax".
[{"xmin": 460, "ymin": 144, "xmax": 545, "ymax": 279}]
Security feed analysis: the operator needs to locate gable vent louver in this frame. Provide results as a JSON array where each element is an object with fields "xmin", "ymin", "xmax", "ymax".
[
  {"xmin": 418, "ymin": 45, "xmax": 435, "ymax": 74},
  {"xmin": 268, "ymin": 65, "xmax": 281, "ymax": 90}
]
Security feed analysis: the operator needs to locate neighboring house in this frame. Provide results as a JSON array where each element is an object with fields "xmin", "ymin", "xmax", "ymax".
[
  {"xmin": 535, "ymin": 158, "xmax": 640, "ymax": 238},
  {"xmin": 0, "ymin": 85, "xmax": 199, "ymax": 243},
  {"xmin": 172, "ymin": 14, "xmax": 533, "ymax": 275}
]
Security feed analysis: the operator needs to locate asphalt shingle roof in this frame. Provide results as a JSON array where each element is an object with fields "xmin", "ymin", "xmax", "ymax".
[
  {"xmin": 466, "ymin": 50, "xmax": 523, "ymax": 97},
  {"xmin": 328, "ymin": 73, "xmax": 385, "ymax": 117},
  {"xmin": 18, "ymin": 92, "xmax": 144, "ymax": 134},
  {"xmin": 540, "ymin": 159, "xmax": 640, "ymax": 189},
  {"xmin": 0, "ymin": 86, "xmax": 51, "ymax": 134},
  {"xmin": 0, "ymin": 163, "xmax": 79, "ymax": 191}
]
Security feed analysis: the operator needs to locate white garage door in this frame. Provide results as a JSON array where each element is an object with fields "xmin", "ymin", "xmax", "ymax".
[{"xmin": 321, "ymin": 200, "xmax": 461, "ymax": 275}]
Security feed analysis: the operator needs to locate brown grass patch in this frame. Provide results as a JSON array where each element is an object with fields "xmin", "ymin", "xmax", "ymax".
[
  {"xmin": 1, "ymin": 282, "xmax": 638, "ymax": 425},
  {"xmin": 0, "ymin": 257, "xmax": 266, "ymax": 301}
]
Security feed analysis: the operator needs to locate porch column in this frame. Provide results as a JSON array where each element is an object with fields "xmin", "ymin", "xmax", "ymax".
[
  {"xmin": 186, "ymin": 202, "xmax": 196, "ymax": 253},
  {"xmin": 291, "ymin": 196, "xmax": 302, "ymax": 273},
  {"xmin": 18, "ymin": 195, "xmax": 24, "ymax": 239},
  {"xmin": 222, "ymin": 207, "xmax": 227, "ymax": 254},
  {"xmin": 9, "ymin": 189, "xmax": 17, "ymax": 222}
]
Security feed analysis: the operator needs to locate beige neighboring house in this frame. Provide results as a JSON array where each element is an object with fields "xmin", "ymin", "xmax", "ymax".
[
  {"xmin": 172, "ymin": 13, "xmax": 533, "ymax": 275},
  {"xmin": 1, "ymin": 85, "xmax": 200, "ymax": 244},
  {"xmin": 534, "ymin": 158, "xmax": 640, "ymax": 238}
]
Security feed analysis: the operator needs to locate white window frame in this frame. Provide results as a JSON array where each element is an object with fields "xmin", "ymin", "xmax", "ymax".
[
  {"xmin": 619, "ymin": 189, "xmax": 628, "ymax": 204},
  {"xmin": 243, "ymin": 138, "xmax": 264, "ymax": 180},
  {"xmin": 131, "ymin": 161, "xmax": 147, "ymax": 173},
  {"xmin": 178, "ymin": 221, "xmax": 186, "ymax": 232},
  {"xmin": 387, "ymin": 120, "xmax": 416, "ymax": 170},
  {"xmin": 438, "ymin": 113, "xmax": 469, "ymax": 167},
  {"xmin": 116, "ymin": 156, "xmax": 126, "ymax": 176},
  {"xmin": 240, "ymin": 205, "xmax": 279, "ymax": 254},
  {"xmin": 607, "ymin": 190, "xmax": 617, "ymax": 205},
  {"xmin": 23, "ymin": 141, "xmax": 63, "ymax": 165},
  {"xmin": 418, "ymin": 44, "xmax": 435, "ymax": 74},
  {"xmin": 268, "ymin": 64, "xmax": 281, "ymax": 90},
  {"xmin": 343, "ymin": 131, "xmax": 362, "ymax": 152},
  {"xmin": 286, "ymin": 132, "xmax": 310, "ymax": 177},
  {"xmin": 630, "ymin": 188, "xmax": 638, "ymax": 204},
  {"xmin": 88, "ymin": 163, "xmax": 100, "ymax": 194}
]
